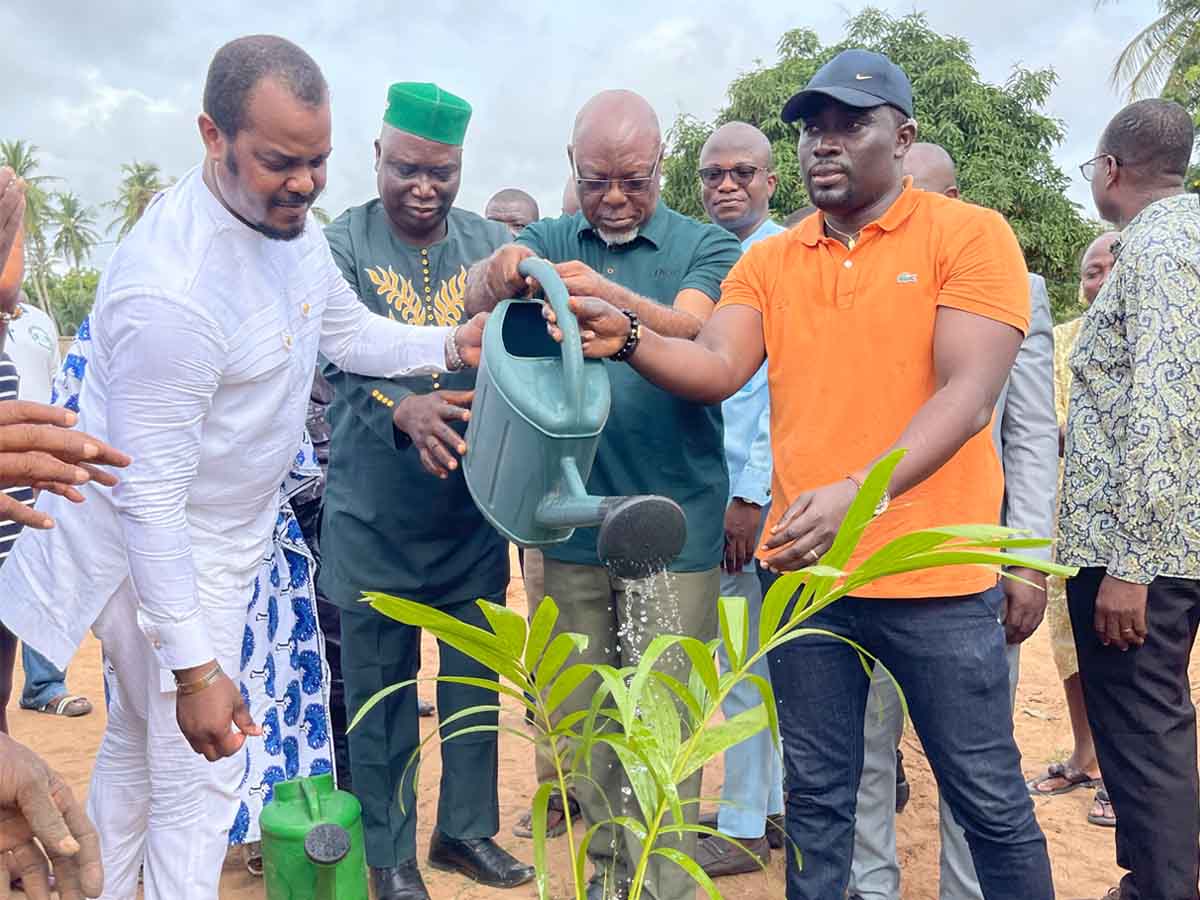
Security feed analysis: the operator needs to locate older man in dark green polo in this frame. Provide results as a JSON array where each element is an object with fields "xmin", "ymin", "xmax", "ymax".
[
  {"xmin": 465, "ymin": 89, "xmax": 741, "ymax": 900},
  {"xmin": 319, "ymin": 82, "xmax": 532, "ymax": 900}
]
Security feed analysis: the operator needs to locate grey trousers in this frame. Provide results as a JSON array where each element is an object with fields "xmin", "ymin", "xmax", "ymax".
[
  {"xmin": 542, "ymin": 558, "xmax": 720, "ymax": 900},
  {"xmin": 849, "ymin": 644, "xmax": 1021, "ymax": 900}
]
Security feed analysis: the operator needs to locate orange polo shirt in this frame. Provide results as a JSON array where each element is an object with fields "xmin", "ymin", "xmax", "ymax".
[{"xmin": 718, "ymin": 182, "xmax": 1030, "ymax": 599}]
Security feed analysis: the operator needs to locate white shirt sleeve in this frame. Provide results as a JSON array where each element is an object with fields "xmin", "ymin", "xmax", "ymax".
[
  {"xmin": 318, "ymin": 248, "xmax": 450, "ymax": 377},
  {"xmin": 103, "ymin": 290, "xmax": 226, "ymax": 671}
]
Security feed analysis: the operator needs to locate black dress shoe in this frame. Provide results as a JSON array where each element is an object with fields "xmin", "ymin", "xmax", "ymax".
[
  {"xmin": 427, "ymin": 832, "xmax": 535, "ymax": 888},
  {"xmin": 587, "ymin": 870, "xmax": 629, "ymax": 900},
  {"xmin": 371, "ymin": 861, "xmax": 430, "ymax": 900}
]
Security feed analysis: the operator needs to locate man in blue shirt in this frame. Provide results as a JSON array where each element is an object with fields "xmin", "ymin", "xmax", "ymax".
[{"xmin": 690, "ymin": 122, "xmax": 787, "ymax": 879}]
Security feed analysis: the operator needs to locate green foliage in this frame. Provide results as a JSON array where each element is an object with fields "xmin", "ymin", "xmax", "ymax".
[
  {"xmin": 356, "ymin": 451, "xmax": 1076, "ymax": 900},
  {"xmin": 1101, "ymin": 0, "xmax": 1200, "ymax": 99},
  {"xmin": 107, "ymin": 161, "xmax": 169, "ymax": 240},
  {"xmin": 661, "ymin": 9, "xmax": 1098, "ymax": 322},
  {"xmin": 26, "ymin": 268, "xmax": 99, "ymax": 336}
]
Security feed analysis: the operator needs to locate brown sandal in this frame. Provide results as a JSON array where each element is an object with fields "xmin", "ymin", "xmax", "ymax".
[
  {"xmin": 34, "ymin": 694, "xmax": 93, "ymax": 718},
  {"xmin": 512, "ymin": 792, "xmax": 580, "ymax": 839}
]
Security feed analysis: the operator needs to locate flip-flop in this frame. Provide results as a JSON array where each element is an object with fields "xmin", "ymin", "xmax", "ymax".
[
  {"xmin": 1088, "ymin": 788, "xmax": 1116, "ymax": 827},
  {"xmin": 1026, "ymin": 762, "xmax": 1100, "ymax": 796},
  {"xmin": 35, "ymin": 695, "xmax": 93, "ymax": 717},
  {"xmin": 512, "ymin": 792, "xmax": 579, "ymax": 839}
]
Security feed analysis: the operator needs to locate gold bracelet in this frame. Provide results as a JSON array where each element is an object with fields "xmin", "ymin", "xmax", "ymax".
[{"xmin": 175, "ymin": 664, "xmax": 223, "ymax": 696}]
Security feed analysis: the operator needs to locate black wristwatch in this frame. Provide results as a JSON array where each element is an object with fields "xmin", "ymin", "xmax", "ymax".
[{"xmin": 610, "ymin": 310, "xmax": 641, "ymax": 362}]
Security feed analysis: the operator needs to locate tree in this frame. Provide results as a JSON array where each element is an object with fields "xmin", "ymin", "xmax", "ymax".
[
  {"xmin": 42, "ymin": 268, "xmax": 99, "ymax": 336},
  {"xmin": 0, "ymin": 140, "xmax": 59, "ymax": 313},
  {"xmin": 311, "ymin": 206, "xmax": 332, "ymax": 226},
  {"xmin": 48, "ymin": 193, "xmax": 100, "ymax": 272},
  {"xmin": 661, "ymin": 9, "xmax": 1098, "ymax": 320},
  {"xmin": 107, "ymin": 161, "xmax": 168, "ymax": 239},
  {"xmin": 1101, "ymin": 0, "xmax": 1200, "ymax": 98}
]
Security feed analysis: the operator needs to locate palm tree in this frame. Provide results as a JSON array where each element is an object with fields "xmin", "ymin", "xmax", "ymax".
[
  {"xmin": 1102, "ymin": 0, "xmax": 1200, "ymax": 97},
  {"xmin": 0, "ymin": 140, "xmax": 59, "ymax": 312},
  {"xmin": 107, "ymin": 161, "xmax": 168, "ymax": 239},
  {"xmin": 49, "ymin": 193, "xmax": 100, "ymax": 271}
]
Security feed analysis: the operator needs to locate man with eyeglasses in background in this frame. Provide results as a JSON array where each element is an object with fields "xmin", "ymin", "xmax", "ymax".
[
  {"xmin": 466, "ymin": 89, "xmax": 741, "ymax": 900},
  {"xmin": 688, "ymin": 122, "xmax": 786, "ymax": 879}
]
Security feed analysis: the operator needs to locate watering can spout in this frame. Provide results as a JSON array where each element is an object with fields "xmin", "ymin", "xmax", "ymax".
[{"xmin": 533, "ymin": 456, "xmax": 686, "ymax": 578}]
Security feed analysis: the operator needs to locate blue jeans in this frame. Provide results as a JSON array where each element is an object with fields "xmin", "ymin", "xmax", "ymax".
[
  {"xmin": 19, "ymin": 643, "xmax": 68, "ymax": 709},
  {"xmin": 768, "ymin": 590, "xmax": 1053, "ymax": 900}
]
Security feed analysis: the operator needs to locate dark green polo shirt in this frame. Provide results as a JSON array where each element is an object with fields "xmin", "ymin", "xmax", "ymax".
[
  {"xmin": 516, "ymin": 202, "xmax": 741, "ymax": 572},
  {"xmin": 319, "ymin": 203, "xmax": 511, "ymax": 609}
]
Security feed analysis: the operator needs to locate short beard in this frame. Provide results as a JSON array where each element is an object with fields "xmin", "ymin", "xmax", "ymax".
[
  {"xmin": 596, "ymin": 225, "xmax": 639, "ymax": 246},
  {"xmin": 223, "ymin": 147, "xmax": 307, "ymax": 242}
]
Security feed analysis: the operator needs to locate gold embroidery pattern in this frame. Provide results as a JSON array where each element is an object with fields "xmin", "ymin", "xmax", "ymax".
[
  {"xmin": 364, "ymin": 264, "xmax": 466, "ymax": 327},
  {"xmin": 433, "ymin": 267, "xmax": 467, "ymax": 327},
  {"xmin": 366, "ymin": 266, "xmax": 424, "ymax": 325}
]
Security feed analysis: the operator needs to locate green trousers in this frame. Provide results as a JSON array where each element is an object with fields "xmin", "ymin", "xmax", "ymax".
[
  {"xmin": 542, "ymin": 559, "xmax": 720, "ymax": 900},
  {"xmin": 340, "ymin": 593, "xmax": 503, "ymax": 867}
]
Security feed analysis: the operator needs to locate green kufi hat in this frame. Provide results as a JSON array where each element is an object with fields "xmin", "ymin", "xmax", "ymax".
[{"xmin": 383, "ymin": 82, "xmax": 472, "ymax": 146}]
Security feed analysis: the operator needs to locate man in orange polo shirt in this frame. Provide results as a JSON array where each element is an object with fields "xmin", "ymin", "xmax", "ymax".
[{"xmin": 556, "ymin": 50, "xmax": 1053, "ymax": 900}]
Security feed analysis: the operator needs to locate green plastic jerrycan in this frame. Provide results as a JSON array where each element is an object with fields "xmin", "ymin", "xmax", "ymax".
[
  {"xmin": 463, "ymin": 257, "xmax": 687, "ymax": 577},
  {"xmin": 260, "ymin": 773, "xmax": 367, "ymax": 900}
]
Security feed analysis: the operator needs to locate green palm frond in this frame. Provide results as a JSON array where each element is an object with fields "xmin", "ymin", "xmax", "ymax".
[{"xmin": 1099, "ymin": 0, "xmax": 1200, "ymax": 98}]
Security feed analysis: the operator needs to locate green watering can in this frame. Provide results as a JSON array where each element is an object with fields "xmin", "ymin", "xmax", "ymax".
[
  {"xmin": 260, "ymin": 774, "xmax": 367, "ymax": 900},
  {"xmin": 464, "ymin": 257, "xmax": 686, "ymax": 577}
]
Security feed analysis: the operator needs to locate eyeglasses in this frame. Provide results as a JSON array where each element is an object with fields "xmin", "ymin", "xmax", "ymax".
[
  {"xmin": 1080, "ymin": 154, "xmax": 1121, "ymax": 182},
  {"xmin": 573, "ymin": 153, "xmax": 662, "ymax": 197},
  {"xmin": 698, "ymin": 164, "xmax": 768, "ymax": 188}
]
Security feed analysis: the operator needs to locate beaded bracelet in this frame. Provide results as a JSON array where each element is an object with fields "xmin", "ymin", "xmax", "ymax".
[{"xmin": 610, "ymin": 310, "xmax": 641, "ymax": 362}]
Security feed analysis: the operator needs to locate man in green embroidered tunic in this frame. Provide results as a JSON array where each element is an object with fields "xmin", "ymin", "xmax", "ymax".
[
  {"xmin": 465, "ymin": 89, "xmax": 742, "ymax": 900},
  {"xmin": 319, "ymin": 82, "xmax": 533, "ymax": 900}
]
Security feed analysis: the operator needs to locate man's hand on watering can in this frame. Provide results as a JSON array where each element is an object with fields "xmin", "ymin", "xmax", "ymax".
[
  {"xmin": 0, "ymin": 731, "xmax": 103, "ymax": 899},
  {"xmin": 486, "ymin": 244, "xmax": 538, "ymax": 302},
  {"xmin": 544, "ymin": 296, "xmax": 632, "ymax": 358},
  {"xmin": 553, "ymin": 261, "xmax": 617, "ymax": 303},
  {"xmin": 760, "ymin": 479, "xmax": 858, "ymax": 573},
  {"xmin": 174, "ymin": 663, "xmax": 261, "ymax": 762},
  {"xmin": 393, "ymin": 390, "xmax": 474, "ymax": 479},
  {"xmin": 453, "ymin": 313, "xmax": 487, "ymax": 368},
  {"xmin": 724, "ymin": 498, "xmax": 762, "ymax": 573}
]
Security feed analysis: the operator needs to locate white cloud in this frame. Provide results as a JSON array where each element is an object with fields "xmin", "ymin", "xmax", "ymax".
[{"xmin": 0, "ymin": 0, "xmax": 1169, "ymax": 263}]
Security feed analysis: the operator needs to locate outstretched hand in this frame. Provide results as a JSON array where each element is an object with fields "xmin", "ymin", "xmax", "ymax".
[{"xmin": 0, "ymin": 401, "xmax": 132, "ymax": 528}]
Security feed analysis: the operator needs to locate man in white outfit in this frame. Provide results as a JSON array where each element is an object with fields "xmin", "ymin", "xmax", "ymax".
[{"xmin": 0, "ymin": 35, "xmax": 484, "ymax": 900}]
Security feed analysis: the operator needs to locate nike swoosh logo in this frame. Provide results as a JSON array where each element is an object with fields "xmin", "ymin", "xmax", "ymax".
[{"xmin": 855, "ymin": 74, "xmax": 873, "ymax": 80}]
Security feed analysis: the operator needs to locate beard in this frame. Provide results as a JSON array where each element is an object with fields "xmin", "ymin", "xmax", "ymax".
[
  {"xmin": 596, "ymin": 225, "xmax": 640, "ymax": 246},
  {"xmin": 222, "ymin": 147, "xmax": 312, "ymax": 242}
]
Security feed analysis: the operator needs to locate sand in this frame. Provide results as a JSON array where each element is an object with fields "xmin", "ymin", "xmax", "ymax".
[{"xmin": 15, "ymin": 563, "xmax": 1191, "ymax": 900}]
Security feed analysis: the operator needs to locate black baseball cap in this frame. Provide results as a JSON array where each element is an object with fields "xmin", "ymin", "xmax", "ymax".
[{"xmin": 781, "ymin": 49, "xmax": 914, "ymax": 124}]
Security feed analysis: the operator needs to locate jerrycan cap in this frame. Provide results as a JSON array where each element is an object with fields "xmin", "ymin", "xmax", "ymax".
[{"xmin": 305, "ymin": 823, "xmax": 351, "ymax": 866}]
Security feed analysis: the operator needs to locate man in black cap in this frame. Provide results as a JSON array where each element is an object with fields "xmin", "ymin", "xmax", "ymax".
[{"xmin": 558, "ymin": 49, "xmax": 1054, "ymax": 900}]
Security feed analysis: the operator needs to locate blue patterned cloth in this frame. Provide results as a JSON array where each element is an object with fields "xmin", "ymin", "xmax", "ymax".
[{"xmin": 53, "ymin": 317, "xmax": 334, "ymax": 845}]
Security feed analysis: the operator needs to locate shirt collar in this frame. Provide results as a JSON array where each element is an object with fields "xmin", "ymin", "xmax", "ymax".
[
  {"xmin": 577, "ymin": 201, "xmax": 666, "ymax": 249},
  {"xmin": 1123, "ymin": 192, "xmax": 1198, "ymax": 234},
  {"xmin": 796, "ymin": 176, "xmax": 919, "ymax": 247}
]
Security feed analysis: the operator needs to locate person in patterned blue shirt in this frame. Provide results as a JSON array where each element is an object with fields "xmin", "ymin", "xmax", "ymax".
[{"xmin": 1064, "ymin": 98, "xmax": 1200, "ymax": 900}]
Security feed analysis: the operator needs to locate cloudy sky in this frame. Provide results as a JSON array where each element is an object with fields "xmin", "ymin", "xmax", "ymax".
[{"xmin": 0, "ymin": 0, "xmax": 1161, "ymax": 263}]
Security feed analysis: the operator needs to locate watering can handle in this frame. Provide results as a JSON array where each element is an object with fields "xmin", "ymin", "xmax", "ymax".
[{"xmin": 518, "ymin": 257, "xmax": 585, "ymax": 423}]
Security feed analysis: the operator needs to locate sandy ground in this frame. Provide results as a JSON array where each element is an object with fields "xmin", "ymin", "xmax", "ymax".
[{"xmin": 14, "ymin": 562, "xmax": 1195, "ymax": 900}]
